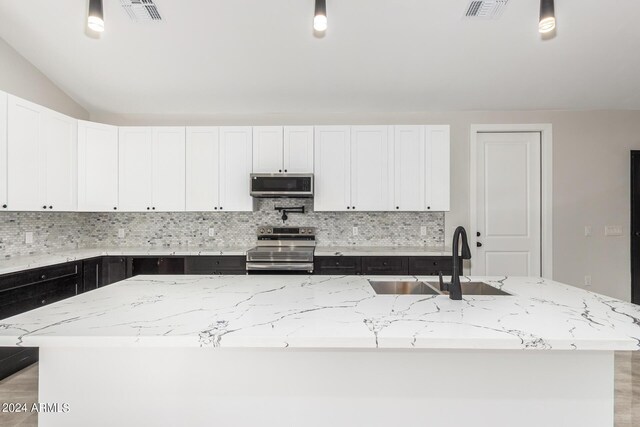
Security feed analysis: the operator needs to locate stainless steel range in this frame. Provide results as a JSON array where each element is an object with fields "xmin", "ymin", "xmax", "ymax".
[{"xmin": 246, "ymin": 227, "xmax": 316, "ymax": 273}]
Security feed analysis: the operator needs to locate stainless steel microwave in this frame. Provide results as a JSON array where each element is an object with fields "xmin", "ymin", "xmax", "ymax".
[{"xmin": 250, "ymin": 174, "xmax": 314, "ymax": 198}]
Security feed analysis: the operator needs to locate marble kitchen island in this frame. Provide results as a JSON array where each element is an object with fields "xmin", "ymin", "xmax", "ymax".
[{"xmin": 1, "ymin": 274, "xmax": 639, "ymax": 427}]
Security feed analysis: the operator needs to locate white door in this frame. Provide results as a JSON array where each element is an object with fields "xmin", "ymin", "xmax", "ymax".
[
  {"xmin": 42, "ymin": 110, "xmax": 77, "ymax": 211},
  {"xmin": 252, "ymin": 126, "xmax": 283, "ymax": 173},
  {"xmin": 152, "ymin": 127, "xmax": 185, "ymax": 211},
  {"xmin": 0, "ymin": 91, "xmax": 7, "ymax": 210},
  {"xmin": 119, "ymin": 127, "xmax": 153, "ymax": 212},
  {"xmin": 393, "ymin": 126, "xmax": 425, "ymax": 211},
  {"xmin": 284, "ymin": 126, "xmax": 314, "ymax": 173},
  {"xmin": 314, "ymin": 126, "xmax": 351, "ymax": 212},
  {"xmin": 186, "ymin": 127, "xmax": 220, "ymax": 211},
  {"xmin": 475, "ymin": 132, "xmax": 541, "ymax": 276},
  {"xmin": 7, "ymin": 95, "xmax": 44, "ymax": 211},
  {"xmin": 77, "ymin": 121, "xmax": 119, "ymax": 212},
  {"xmin": 350, "ymin": 126, "xmax": 392, "ymax": 211},
  {"xmin": 425, "ymin": 125, "xmax": 450, "ymax": 211},
  {"xmin": 219, "ymin": 127, "xmax": 253, "ymax": 211}
]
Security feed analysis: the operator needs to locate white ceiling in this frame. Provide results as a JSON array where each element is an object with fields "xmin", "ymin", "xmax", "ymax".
[{"xmin": 0, "ymin": 0, "xmax": 639, "ymax": 115}]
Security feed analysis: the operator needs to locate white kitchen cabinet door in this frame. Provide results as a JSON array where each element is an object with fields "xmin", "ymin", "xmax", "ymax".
[
  {"xmin": 0, "ymin": 91, "xmax": 7, "ymax": 211},
  {"xmin": 118, "ymin": 127, "xmax": 153, "ymax": 212},
  {"xmin": 43, "ymin": 110, "xmax": 77, "ymax": 211},
  {"xmin": 186, "ymin": 127, "xmax": 220, "ymax": 211},
  {"xmin": 393, "ymin": 126, "xmax": 425, "ymax": 211},
  {"xmin": 219, "ymin": 127, "xmax": 253, "ymax": 211},
  {"xmin": 350, "ymin": 126, "xmax": 392, "ymax": 211},
  {"xmin": 252, "ymin": 126, "xmax": 283, "ymax": 173},
  {"xmin": 284, "ymin": 126, "xmax": 314, "ymax": 173},
  {"xmin": 78, "ymin": 121, "xmax": 119, "ymax": 212},
  {"xmin": 313, "ymin": 126, "xmax": 351, "ymax": 211},
  {"xmin": 6, "ymin": 95, "xmax": 45, "ymax": 211},
  {"xmin": 425, "ymin": 125, "xmax": 450, "ymax": 211},
  {"xmin": 152, "ymin": 127, "xmax": 185, "ymax": 211}
]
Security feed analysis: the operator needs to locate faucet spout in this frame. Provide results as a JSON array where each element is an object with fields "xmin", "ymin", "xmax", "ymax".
[{"xmin": 448, "ymin": 226, "xmax": 471, "ymax": 300}]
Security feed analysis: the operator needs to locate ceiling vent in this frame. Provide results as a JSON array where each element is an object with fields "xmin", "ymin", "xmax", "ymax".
[
  {"xmin": 120, "ymin": 0, "xmax": 162, "ymax": 22},
  {"xmin": 464, "ymin": 0, "xmax": 509, "ymax": 19}
]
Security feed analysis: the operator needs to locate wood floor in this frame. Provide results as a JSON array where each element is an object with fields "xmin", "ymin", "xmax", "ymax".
[{"xmin": 1, "ymin": 352, "xmax": 639, "ymax": 426}]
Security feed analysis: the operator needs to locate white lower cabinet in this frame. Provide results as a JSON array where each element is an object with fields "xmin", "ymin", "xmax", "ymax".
[
  {"xmin": 78, "ymin": 121, "xmax": 119, "ymax": 212},
  {"xmin": 6, "ymin": 95, "xmax": 77, "ymax": 211},
  {"xmin": 0, "ymin": 91, "xmax": 7, "ymax": 211},
  {"xmin": 219, "ymin": 127, "xmax": 253, "ymax": 211},
  {"xmin": 186, "ymin": 127, "xmax": 220, "ymax": 211},
  {"xmin": 314, "ymin": 126, "xmax": 351, "ymax": 211}
]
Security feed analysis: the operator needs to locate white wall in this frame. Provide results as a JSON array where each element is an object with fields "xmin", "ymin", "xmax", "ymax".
[
  {"xmin": 91, "ymin": 109, "xmax": 640, "ymax": 301},
  {"xmin": 0, "ymin": 37, "xmax": 88, "ymax": 119}
]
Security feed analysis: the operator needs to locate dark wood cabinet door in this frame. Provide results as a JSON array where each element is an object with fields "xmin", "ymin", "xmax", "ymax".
[
  {"xmin": 361, "ymin": 256, "xmax": 408, "ymax": 275},
  {"xmin": 102, "ymin": 257, "xmax": 128, "ymax": 286},
  {"xmin": 130, "ymin": 257, "xmax": 185, "ymax": 276},
  {"xmin": 314, "ymin": 256, "xmax": 362, "ymax": 275},
  {"xmin": 82, "ymin": 258, "xmax": 101, "ymax": 293}
]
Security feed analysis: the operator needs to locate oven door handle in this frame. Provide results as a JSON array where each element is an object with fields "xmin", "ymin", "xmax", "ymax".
[{"xmin": 246, "ymin": 262, "xmax": 314, "ymax": 271}]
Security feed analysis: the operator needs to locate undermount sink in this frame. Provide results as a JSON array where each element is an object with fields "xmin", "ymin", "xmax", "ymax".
[
  {"xmin": 368, "ymin": 281, "xmax": 439, "ymax": 295},
  {"xmin": 428, "ymin": 281, "xmax": 511, "ymax": 296},
  {"xmin": 369, "ymin": 280, "xmax": 511, "ymax": 296}
]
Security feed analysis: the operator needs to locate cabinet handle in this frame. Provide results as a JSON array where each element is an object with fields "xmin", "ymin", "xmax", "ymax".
[
  {"xmin": 427, "ymin": 206, "xmax": 431, "ymax": 210},
  {"xmin": 41, "ymin": 274, "xmax": 46, "ymax": 279},
  {"xmin": 152, "ymin": 207, "xmax": 156, "ymax": 210},
  {"xmin": 214, "ymin": 207, "xmax": 218, "ymax": 210},
  {"xmin": 396, "ymin": 206, "xmax": 399, "ymax": 210},
  {"xmin": 383, "ymin": 262, "xmax": 388, "ymax": 266},
  {"xmin": 477, "ymin": 242, "xmax": 483, "ymax": 247},
  {"xmin": 347, "ymin": 207, "xmax": 350, "ymax": 209},
  {"xmin": 49, "ymin": 206, "xmax": 53, "ymax": 209},
  {"xmin": 43, "ymin": 205, "xmax": 47, "ymax": 209},
  {"xmin": 352, "ymin": 206, "xmax": 355, "ymax": 209},
  {"xmin": 220, "ymin": 207, "xmax": 223, "ymax": 210},
  {"xmin": 41, "ymin": 299, "xmax": 46, "ymax": 304},
  {"xmin": 75, "ymin": 283, "xmax": 78, "ymax": 295},
  {"xmin": 279, "ymin": 169, "xmax": 282, "ymax": 173},
  {"xmin": 284, "ymin": 169, "xmax": 287, "ymax": 173},
  {"xmin": 113, "ymin": 207, "xmax": 117, "ymax": 210},
  {"xmin": 2, "ymin": 204, "xmax": 6, "ymax": 208},
  {"xmin": 147, "ymin": 207, "xmax": 150, "ymax": 210}
]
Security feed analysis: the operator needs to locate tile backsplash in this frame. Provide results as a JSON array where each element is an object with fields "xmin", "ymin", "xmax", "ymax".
[{"xmin": 1, "ymin": 199, "xmax": 445, "ymax": 259}]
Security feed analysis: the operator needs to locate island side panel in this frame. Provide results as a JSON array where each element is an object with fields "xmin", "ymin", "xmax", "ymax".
[{"xmin": 38, "ymin": 347, "xmax": 614, "ymax": 427}]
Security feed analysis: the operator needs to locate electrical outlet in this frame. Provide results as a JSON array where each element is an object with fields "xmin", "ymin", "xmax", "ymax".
[
  {"xmin": 584, "ymin": 226, "xmax": 592, "ymax": 237},
  {"xmin": 605, "ymin": 225, "xmax": 623, "ymax": 236},
  {"xmin": 584, "ymin": 275, "xmax": 592, "ymax": 287},
  {"xmin": 352, "ymin": 226, "xmax": 359, "ymax": 236},
  {"xmin": 208, "ymin": 228, "xmax": 215, "ymax": 237},
  {"xmin": 420, "ymin": 226, "xmax": 427, "ymax": 236},
  {"xmin": 118, "ymin": 229, "xmax": 125, "ymax": 238},
  {"xmin": 25, "ymin": 232, "xmax": 33, "ymax": 244}
]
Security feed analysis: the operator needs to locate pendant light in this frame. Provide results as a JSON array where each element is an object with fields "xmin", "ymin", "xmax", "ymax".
[
  {"xmin": 538, "ymin": 0, "xmax": 556, "ymax": 33},
  {"xmin": 88, "ymin": 0, "xmax": 105, "ymax": 32},
  {"xmin": 314, "ymin": 0, "xmax": 327, "ymax": 32}
]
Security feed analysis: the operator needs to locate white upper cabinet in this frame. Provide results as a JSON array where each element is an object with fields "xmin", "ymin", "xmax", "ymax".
[
  {"xmin": 219, "ymin": 127, "xmax": 253, "ymax": 211},
  {"xmin": 314, "ymin": 126, "xmax": 351, "ymax": 211},
  {"xmin": 252, "ymin": 126, "xmax": 314, "ymax": 173},
  {"xmin": 152, "ymin": 127, "xmax": 186, "ymax": 211},
  {"xmin": 283, "ymin": 126, "xmax": 314, "ymax": 173},
  {"xmin": 252, "ymin": 126, "xmax": 284, "ymax": 173},
  {"xmin": 425, "ymin": 125, "xmax": 450, "ymax": 211},
  {"xmin": 42, "ymin": 110, "xmax": 77, "ymax": 211},
  {"xmin": 350, "ymin": 126, "xmax": 392, "ymax": 211},
  {"xmin": 0, "ymin": 91, "xmax": 7, "ymax": 211},
  {"xmin": 7, "ymin": 95, "xmax": 45, "ymax": 211},
  {"xmin": 118, "ymin": 127, "xmax": 153, "ymax": 212},
  {"xmin": 78, "ymin": 121, "xmax": 119, "ymax": 212},
  {"xmin": 6, "ymin": 95, "xmax": 77, "ymax": 211},
  {"xmin": 186, "ymin": 127, "xmax": 220, "ymax": 211},
  {"xmin": 393, "ymin": 126, "xmax": 426, "ymax": 211}
]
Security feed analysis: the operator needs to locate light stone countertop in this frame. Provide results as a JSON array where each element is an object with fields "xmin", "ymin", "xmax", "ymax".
[{"xmin": 1, "ymin": 274, "xmax": 639, "ymax": 351}]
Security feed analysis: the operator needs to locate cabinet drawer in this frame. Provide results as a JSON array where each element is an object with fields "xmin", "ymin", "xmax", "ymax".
[
  {"xmin": 314, "ymin": 256, "xmax": 361, "ymax": 275},
  {"xmin": 131, "ymin": 257, "xmax": 185, "ymax": 276},
  {"xmin": 408, "ymin": 257, "xmax": 455, "ymax": 275},
  {"xmin": 185, "ymin": 256, "xmax": 247, "ymax": 274},
  {"xmin": 0, "ymin": 276, "xmax": 78, "ymax": 320},
  {"xmin": 0, "ymin": 262, "xmax": 79, "ymax": 293},
  {"xmin": 361, "ymin": 256, "xmax": 408, "ymax": 275}
]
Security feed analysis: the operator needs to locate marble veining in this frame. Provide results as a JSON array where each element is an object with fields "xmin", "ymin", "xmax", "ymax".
[{"xmin": 1, "ymin": 275, "xmax": 639, "ymax": 351}]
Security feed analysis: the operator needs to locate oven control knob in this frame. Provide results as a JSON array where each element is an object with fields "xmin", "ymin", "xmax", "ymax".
[
  {"xmin": 267, "ymin": 228, "xmax": 272, "ymax": 234},
  {"xmin": 258, "ymin": 228, "xmax": 265, "ymax": 234}
]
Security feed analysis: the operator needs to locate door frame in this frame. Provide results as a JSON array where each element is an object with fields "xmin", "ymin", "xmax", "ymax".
[{"xmin": 469, "ymin": 124, "xmax": 553, "ymax": 279}]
